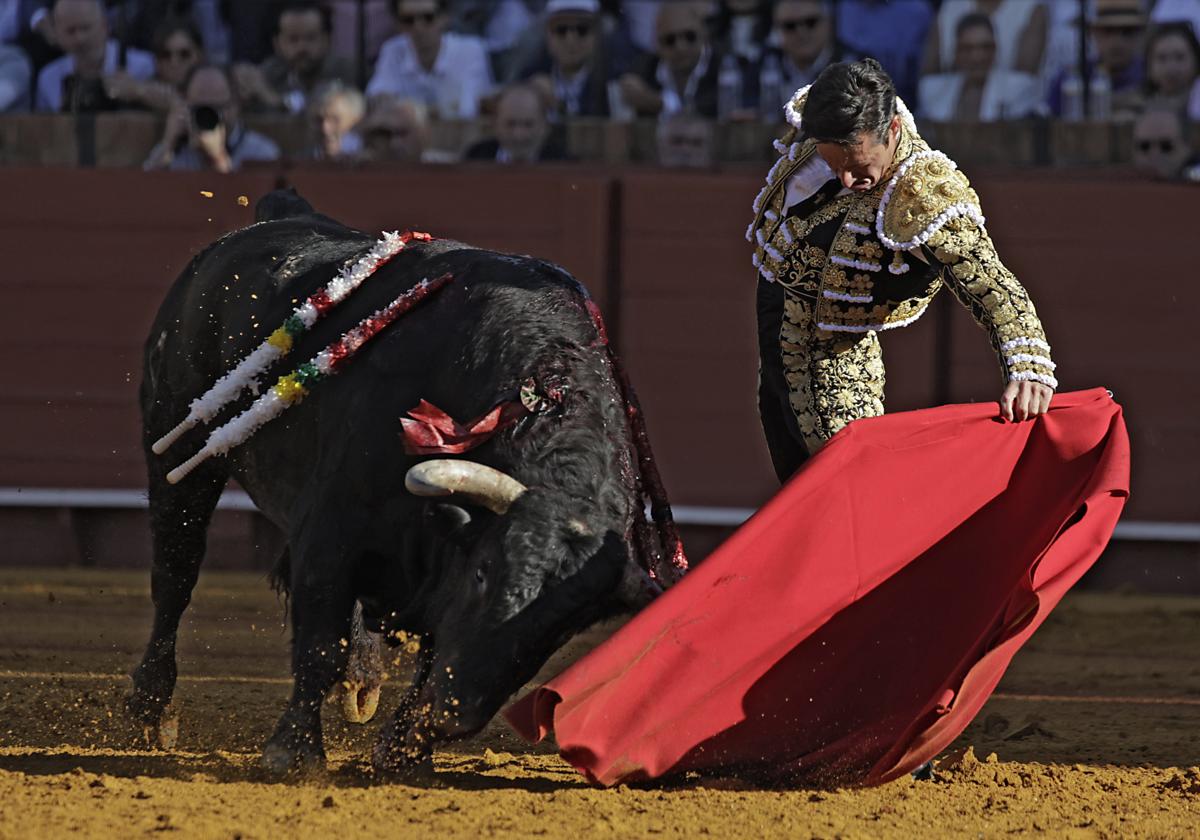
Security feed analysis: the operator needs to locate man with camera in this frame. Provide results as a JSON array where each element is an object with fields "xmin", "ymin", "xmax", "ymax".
[
  {"xmin": 144, "ymin": 63, "xmax": 279, "ymax": 173},
  {"xmin": 34, "ymin": 0, "xmax": 153, "ymax": 112}
]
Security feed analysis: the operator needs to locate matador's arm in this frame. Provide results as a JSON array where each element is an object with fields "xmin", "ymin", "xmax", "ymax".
[{"xmin": 923, "ymin": 216, "xmax": 1058, "ymax": 390}]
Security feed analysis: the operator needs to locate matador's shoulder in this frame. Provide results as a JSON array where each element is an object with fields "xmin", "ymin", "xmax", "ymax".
[{"xmin": 877, "ymin": 150, "xmax": 986, "ymax": 252}]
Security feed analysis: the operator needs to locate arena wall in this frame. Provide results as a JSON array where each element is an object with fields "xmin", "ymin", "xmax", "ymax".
[{"xmin": 0, "ymin": 166, "xmax": 1195, "ymax": 583}]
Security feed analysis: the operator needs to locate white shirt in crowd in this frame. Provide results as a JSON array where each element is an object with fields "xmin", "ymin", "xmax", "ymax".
[
  {"xmin": 934, "ymin": 0, "xmax": 1044, "ymax": 75},
  {"xmin": 367, "ymin": 32, "xmax": 493, "ymax": 118},
  {"xmin": 918, "ymin": 69, "xmax": 1042, "ymax": 121},
  {"xmin": 0, "ymin": 0, "xmax": 20, "ymax": 44},
  {"xmin": 0, "ymin": 43, "xmax": 30, "ymax": 110},
  {"xmin": 35, "ymin": 38, "xmax": 154, "ymax": 111}
]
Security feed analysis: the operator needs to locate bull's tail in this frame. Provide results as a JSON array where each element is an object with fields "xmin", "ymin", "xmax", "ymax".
[{"xmin": 268, "ymin": 547, "xmax": 291, "ymax": 601}]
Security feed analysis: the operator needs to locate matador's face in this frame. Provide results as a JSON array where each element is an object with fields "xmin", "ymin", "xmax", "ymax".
[{"xmin": 815, "ymin": 115, "xmax": 901, "ymax": 193}]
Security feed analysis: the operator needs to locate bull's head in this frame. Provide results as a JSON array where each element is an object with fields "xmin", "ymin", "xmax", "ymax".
[{"xmin": 382, "ymin": 458, "xmax": 653, "ymax": 768}]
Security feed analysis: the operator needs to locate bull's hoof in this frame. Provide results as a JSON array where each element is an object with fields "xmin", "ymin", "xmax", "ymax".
[
  {"xmin": 338, "ymin": 682, "xmax": 382, "ymax": 725},
  {"xmin": 261, "ymin": 731, "xmax": 326, "ymax": 777},
  {"xmin": 141, "ymin": 705, "xmax": 179, "ymax": 750},
  {"xmin": 370, "ymin": 733, "xmax": 434, "ymax": 781}
]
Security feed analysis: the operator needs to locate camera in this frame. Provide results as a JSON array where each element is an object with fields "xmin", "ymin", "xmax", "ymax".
[{"xmin": 191, "ymin": 104, "xmax": 222, "ymax": 131}]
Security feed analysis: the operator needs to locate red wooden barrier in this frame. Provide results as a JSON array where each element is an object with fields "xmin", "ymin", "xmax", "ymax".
[{"xmin": 0, "ymin": 165, "xmax": 1194, "ymax": 569}]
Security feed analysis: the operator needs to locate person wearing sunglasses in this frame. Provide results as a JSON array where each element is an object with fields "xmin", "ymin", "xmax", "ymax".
[
  {"xmin": 1131, "ymin": 104, "xmax": 1198, "ymax": 179},
  {"xmin": 758, "ymin": 0, "xmax": 851, "ymax": 118},
  {"xmin": 368, "ymin": 0, "xmax": 493, "ymax": 119},
  {"xmin": 518, "ymin": 0, "xmax": 617, "ymax": 119},
  {"xmin": 619, "ymin": 2, "xmax": 719, "ymax": 118}
]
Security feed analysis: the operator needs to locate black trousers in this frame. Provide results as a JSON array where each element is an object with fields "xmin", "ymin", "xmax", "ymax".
[{"xmin": 756, "ymin": 278, "xmax": 809, "ymax": 483}]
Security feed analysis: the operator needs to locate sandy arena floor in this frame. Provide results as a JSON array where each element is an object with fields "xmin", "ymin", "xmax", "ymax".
[{"xmin": 0, "ymin": 567, "xmax": 1197, "ymax": 838}]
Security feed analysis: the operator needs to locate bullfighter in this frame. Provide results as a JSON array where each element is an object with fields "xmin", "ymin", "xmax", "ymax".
[{"xmin": 748, "ymin": 58, "xmax": 1057, "ymax": 481}]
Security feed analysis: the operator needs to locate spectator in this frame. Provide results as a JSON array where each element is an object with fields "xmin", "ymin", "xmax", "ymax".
[
  {"xmin": 150, "ymin": 16, "xmax": 204, "ymax": 93},
  {"xmin": 833, "ymin": 0, "xmax": 934, "ymax": 104},
  {"xmin": 367, "ymin": 0, "xmax": 493, "ymax": 118},
  {"xmin": 308, "ymin": 79, "xmax": 364, "ymax": 160},
  {"xmin": 357, "ymin": 94, "xmax": 431, "ymax": 163},
  {"xmin": 465, "ymin": 82, "xmax": 569, "ymax": 162},
  {"xmin": 655, "ymin": 110, "xmax": 713, "ymax": 167},
  {"xmin": 97, "ymin": 16, "xmax": 203, "ymax": 114},
  {"xmin": 760, "ymin": 0, "xmax": 850, "ymax": 118},
  {"xmin": 521, "ymin": 0, "xmax": 614, "ymax": 118},
  {"xmin": 144, "ymin": 63, "xmax": 279, "ymax": 172},
  {"xmin": 1131, "ymin": 104, "xmax": 1198, "ymax": 179},
  {"xmin": 233, "ymin": 1, "xmax": 354, "ymax": 115},
  {"xmin": 1047, "ymin": 0, "xmax": 1147, "ymax": 119},
  {"xmin": 918, "ymin": 12, "xmax": 1041, "ymax": 121},
  {"xmin": 35, "ymin": 0, "xmax": 154, "ymax": 111},
  {"xmin": 1144, "ymin": 21, "xmax": 1200, "ymax": 119},
  {"xmin": 0, "ymin": 42, "xmax": 30, "ymax": 109},
  {"xmin": 925, "ymin": 0, "xmax": 1048, "ymax": 78},
  {"xmin": 618, "ymin": 1, "xmax": 717, "ymax": 118}
]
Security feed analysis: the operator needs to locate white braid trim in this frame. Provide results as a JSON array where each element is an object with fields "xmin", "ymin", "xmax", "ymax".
[
  {"xmin": 765, "ymin": 244, "xmax": 784, "ymax": 261},
  {"xmin": 773, "ymin": 138, "xmax": 788, "ymax": 154},
  {"xmin": 745, "ymin": 220, "xmax": 756, "ymax": 243},
  {"xmin": 1009, "ymin": 371, "xmax": 1059, "ymax": 389},
  {"xmin": 817, "ymin": 306, "xmax": 930, "ymax": 333},
  {"xmin": 1005, "ymin": 353, "xmax": 1057, "ymax": 371},
  {"xmin": 844, "ymin": 222, "xmax": 871, "ymax": 235},
  {"xmin": 875, "ymin": 151, "xmax": 985, "ymax": 251},
  {"xmin": 830, "ymin": 254, "xmax": 882, "ymax": 272},
  {"xmin": 823, "ymin": 290, "xmax": 873, "ymax": 303},
  {"xmin": 888, "ymin": 259, "xmax": 911, "ymax": 275},
  {"xmin": 1000, "ymin": 336, "xmax": 1052, "ymax": 354}
]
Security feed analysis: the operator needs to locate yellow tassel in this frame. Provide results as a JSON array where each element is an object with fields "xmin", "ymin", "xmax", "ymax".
[
  {"xmin": 267, "ymin": 327, "xmax": 293, "ymax": 353},
  {"xmin": 272, "ymin": 374, "xmax": 308, "ymax": 404}
]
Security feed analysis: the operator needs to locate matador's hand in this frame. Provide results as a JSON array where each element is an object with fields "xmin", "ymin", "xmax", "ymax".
[{"xmin": 1000, "ymin": 380, "xmax": 1054, "ymax": 422}]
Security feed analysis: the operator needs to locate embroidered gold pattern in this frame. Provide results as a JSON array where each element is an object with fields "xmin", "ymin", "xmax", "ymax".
[
  {"xmin": 780, "ymin": 294, "xmax": 885, "ymax": 451},
  {"xmin": 925, "ymin": 217, "xmax": 1054, "ymax": 383}
]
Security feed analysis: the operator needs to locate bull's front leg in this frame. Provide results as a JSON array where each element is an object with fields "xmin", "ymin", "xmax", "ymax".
[
  {"xmin": 371, "ymin": 645, "xmax": 436, "ymax": 777},
  {"xmin": 261, "ymin": 539, "xmax": 356, "ymax": 776}
]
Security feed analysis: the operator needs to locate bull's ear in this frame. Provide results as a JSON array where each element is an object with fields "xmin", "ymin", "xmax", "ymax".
[{"xmin": 427, "ymin": 503, "xmax": 472, "ymax": 535}]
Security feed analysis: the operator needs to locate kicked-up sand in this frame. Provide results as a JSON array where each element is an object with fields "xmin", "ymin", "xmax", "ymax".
[{"xmin": 0, "ymin": 568, "xmax": 1197, "ymax": 838}]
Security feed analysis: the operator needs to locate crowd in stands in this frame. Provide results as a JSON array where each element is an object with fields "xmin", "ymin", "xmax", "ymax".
[{"xmin": 1, "ymin": 0, "xmax": 1197, "ymax": 180}]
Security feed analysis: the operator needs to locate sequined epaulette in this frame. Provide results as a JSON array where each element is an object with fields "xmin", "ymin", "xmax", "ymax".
[{"xmin": 876, "ymin": 150, "xmax": 985, "ymax": 252}]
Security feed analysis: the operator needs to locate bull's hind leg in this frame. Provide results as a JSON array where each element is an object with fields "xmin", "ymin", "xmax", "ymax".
[
  {"xmin": 261, "ymin": 535, "xmax": 356, "ymax": 775},
  {"xmin": 126, "ymin": 459, "xmax": 228, "ymax": 747}
]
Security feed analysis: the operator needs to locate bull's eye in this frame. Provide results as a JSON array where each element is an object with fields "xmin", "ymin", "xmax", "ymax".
[{"xmin": 475, "ymin": 566, "xmax": 486, "ymax": 585}]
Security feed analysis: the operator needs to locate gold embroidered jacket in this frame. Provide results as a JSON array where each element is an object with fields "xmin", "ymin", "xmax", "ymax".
[{"xmin": 746, "ymin": 119, "xmax": 1057, "ymax": 390}]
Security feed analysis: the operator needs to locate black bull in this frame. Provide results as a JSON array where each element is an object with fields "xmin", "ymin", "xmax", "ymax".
[{"xmin": 128, "ymin": 207, "xmax": 668, "ymax": 774}]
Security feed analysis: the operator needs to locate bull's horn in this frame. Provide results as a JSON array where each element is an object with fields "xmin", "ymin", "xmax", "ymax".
[{"xmin": 405, "ymin": 459, "xmax": 528, "ymax": 515}]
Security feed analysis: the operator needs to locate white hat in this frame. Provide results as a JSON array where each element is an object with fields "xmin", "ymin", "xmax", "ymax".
[{"xmin": 545, "ymin": 0, "xmax": 600, "ymax": 17}]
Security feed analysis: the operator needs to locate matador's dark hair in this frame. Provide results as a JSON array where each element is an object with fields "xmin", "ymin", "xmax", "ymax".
[{"xmin": 800, "ymin": 58, "xmax": 897, "ymax": 145}]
